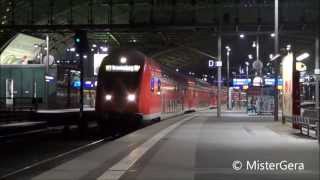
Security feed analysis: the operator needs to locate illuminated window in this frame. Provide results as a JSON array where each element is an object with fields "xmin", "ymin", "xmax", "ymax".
[
  {"xmin": 157, "ymin": 79, "xmax": 161, "ymax": 91},
  {"xmin": 150, "ymin": 78, "xmax": 154, "ymax": 92}
]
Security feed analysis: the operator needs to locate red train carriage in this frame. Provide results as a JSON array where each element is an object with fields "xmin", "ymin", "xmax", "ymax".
[{"xmin": 96, "ymin": 49, "xmax": 219, "ymax": 130}]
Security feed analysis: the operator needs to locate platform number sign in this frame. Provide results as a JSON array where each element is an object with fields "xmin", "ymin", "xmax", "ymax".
[{"xmin": 208, "ymin": 60, "xmax": 215, "ymax": 68}]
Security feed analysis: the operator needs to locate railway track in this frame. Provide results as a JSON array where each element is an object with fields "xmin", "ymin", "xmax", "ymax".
[{"xmin": 0, "ymin": 124, "xmax": 127, "ymax": 180}]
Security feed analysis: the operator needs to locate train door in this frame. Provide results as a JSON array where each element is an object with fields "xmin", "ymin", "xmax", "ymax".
[
  {"xmin": 21, "ymin": 68, "xmax": 33, "ymax": 98},
  {"xmin": 5, "ymin": 79, "xmax": 14, "ymax": 105},
  {"xmin": 11, "ymin": 70, "xmax": 21, "ymax": 98}
]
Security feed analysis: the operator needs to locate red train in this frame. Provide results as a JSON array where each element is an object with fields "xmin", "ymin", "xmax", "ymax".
[{"xmin": 96, "ymin": 49, "xmax": 224, "ymax": 130}]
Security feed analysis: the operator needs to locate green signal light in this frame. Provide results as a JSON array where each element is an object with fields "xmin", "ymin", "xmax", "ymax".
[{"xmin": 75, "ymin": 38, "xmax": 81, "ymax": 43}]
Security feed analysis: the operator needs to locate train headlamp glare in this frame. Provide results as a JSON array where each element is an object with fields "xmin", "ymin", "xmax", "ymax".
[
  {"xmin": 127, "ymin": 94, "xmax": 136, "ymax": 102},
  {"xmin": 105, "ymin": 94, "xmax": 112, "ymax": 101}
]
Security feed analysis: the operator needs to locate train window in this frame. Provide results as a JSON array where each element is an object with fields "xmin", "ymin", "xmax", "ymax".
[
  {"xmin": 157, "ymin": 79, "xmax": 161, "ymax": 91},
  {"xmin": 150, "ymin": 78, "xmax": 155, "ymax": 92}
]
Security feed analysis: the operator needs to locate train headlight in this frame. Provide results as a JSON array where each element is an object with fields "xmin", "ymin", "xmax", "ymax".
[
  {"xmin": 105, "ymin": 94, "xmax": 112, "ymax": 101},
  {"xmin": 127, "ymin": 94, "xmax": 136, "ymax": 102}
]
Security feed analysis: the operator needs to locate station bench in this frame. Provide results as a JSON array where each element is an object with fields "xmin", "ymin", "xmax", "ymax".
[{"xmin": 292, "ymin": 116, "xmax": 319, "ymax": 138}]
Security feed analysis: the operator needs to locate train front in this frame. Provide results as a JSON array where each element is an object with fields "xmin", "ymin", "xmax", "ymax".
[{"xmin": 96, "ymin": 50, "xmax": 145, "ymax": 124}]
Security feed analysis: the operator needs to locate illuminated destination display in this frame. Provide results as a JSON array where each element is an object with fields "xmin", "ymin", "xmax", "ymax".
[{"xmin": 105, "ymin": 65, "xmax": 141, "ymax": 72}]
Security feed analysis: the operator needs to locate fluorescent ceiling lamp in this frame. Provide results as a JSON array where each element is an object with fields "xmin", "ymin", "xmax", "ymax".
[{"xmin": 296, "ymin": 52, "xmax": 310, "ymax": 61}]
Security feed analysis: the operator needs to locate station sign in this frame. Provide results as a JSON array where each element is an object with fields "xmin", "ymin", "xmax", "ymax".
[
  {"xmin": 232, "ymin": 78, "xmax": 251, "ymax": 86},
  {"xmin": 72, "ymin": 80, "xmax": 95, "ymax": 89},
  {"xmin": 208, "ymin": 60, "xmax": 222, "ymax": 68},
  {"xmin": 215, "ymin": 61, "xmax": 222, "ymax": 67},
  {"xmin": 264, "ymin": 78, "xmax": 283, "ymax": 86},
  {"xmin": 208, "ymin": 60, "xmax": 215, "ymax": 68},
  {"xmin": 296, "ymin": 62, "xmax": 307, "ymax": 72}
]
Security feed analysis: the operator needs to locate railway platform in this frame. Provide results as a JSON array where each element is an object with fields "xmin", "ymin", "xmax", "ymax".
[
  {"xmin": 0, "ymin": 108, "xmax": 96, "ymax": 138},
  {"xmin": 28, "ymin": 110, "xmax": 319, "ymax": 180}
]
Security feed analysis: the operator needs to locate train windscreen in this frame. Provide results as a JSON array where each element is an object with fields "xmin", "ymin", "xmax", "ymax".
[{"xmin": 99, "ymin": 70, "xmax": 141, "ymax": 92}]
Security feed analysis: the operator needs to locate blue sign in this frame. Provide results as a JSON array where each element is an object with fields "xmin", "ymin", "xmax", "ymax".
[
  {"xmin": 84, "ymin": 81, "xmax": 94, "ymax": 89},
  {"xmin": 233, "ymin": 79, "xmax": 251, "ymax": 86},
  {"xmin": 264, "ymin": 78, "xmax": 283, "ymax": 86},
  {"xmin": 72, "ymin": 80, "xmax": 81, "ymax": 89},
  {"xmin": 72, "ymin": 80, "xmax": 94, "ymax": 89}
]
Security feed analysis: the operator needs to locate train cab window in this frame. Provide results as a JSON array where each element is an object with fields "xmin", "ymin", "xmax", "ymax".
[{"xmin": 150, "ymin": 78, "xmax": 155, "ymax": 92}]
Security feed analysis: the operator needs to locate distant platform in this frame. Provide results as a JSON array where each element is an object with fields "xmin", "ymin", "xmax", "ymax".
[{"xmin": 36, "ymin": 108, "xmax": 95, "ymax": 114}]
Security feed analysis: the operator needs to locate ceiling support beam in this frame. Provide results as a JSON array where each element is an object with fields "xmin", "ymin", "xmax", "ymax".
[
  {"xmin": 170, "ymin": 0, "xmax": 176, "ymax": 25},
  {"xmin": 0, "ymin": 23, "xmax": 316, "ymax": 35},
  {"xmin": 108, "ymin": 0, "xmax": 113, "ymax": 25},
  {"xmin": 129, "ymin": 0, "xmax": 135, "ymax": 25},
  {"xmin": 88, "ymin": 0, "xmax": 94, "ymax": 24},
  {"xmin": 149, "ymin": 0, "xmax": 154, "ymax": 25},
  {"xmin": 48, "ymin": 0, "xmax": 54, "ymax": 25},
  {"xmin": 68, "ymin": 0, "xmax": 73, "ymax": 24}
]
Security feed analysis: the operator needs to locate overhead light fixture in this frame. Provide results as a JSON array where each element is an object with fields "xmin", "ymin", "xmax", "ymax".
[
  {"xmin": 100, "ymin": 46, "xmax": 108, "ymax": 52},
  {"xmin": 269, "ymin": 54, "xmax": 274, "ymax": 59},
  {"xmin": 286, "ymin": 44, "xmax": 291, "ymax": 51},
  {"xmin": 252, "ymin": 41, "xmax": 256, "ymax": 48},
  {"xmin": 296, "ymin": 52, "xmax": 310, "ymax": 61},
  {"xmin": 270, "ymin": 54, "xmax": 281, "ymax": 61}
]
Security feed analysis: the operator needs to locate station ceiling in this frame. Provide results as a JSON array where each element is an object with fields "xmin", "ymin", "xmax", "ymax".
[{"xmin": 0, "ymin": 0, "xmax": 319, "ymax": 76}]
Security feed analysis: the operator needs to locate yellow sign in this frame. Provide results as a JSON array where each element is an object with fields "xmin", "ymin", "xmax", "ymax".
[{"xmin": 296, "ymin": 62, "xmax": 307, "ymax": 72}]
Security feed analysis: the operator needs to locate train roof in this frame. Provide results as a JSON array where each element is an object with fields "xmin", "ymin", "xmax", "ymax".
[
  {"xmin": 101, "ymin": 49, "xmax": 212, "ymax": 88},
  {"xmin": 149, "ymin": 56, "xmax": 212, "ymax": 88}
]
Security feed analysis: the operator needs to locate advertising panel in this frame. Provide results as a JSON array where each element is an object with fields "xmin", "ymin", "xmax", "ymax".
[{"xmin": 282, "ymin": 53, "xmax": 293, "ymax": 117}]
